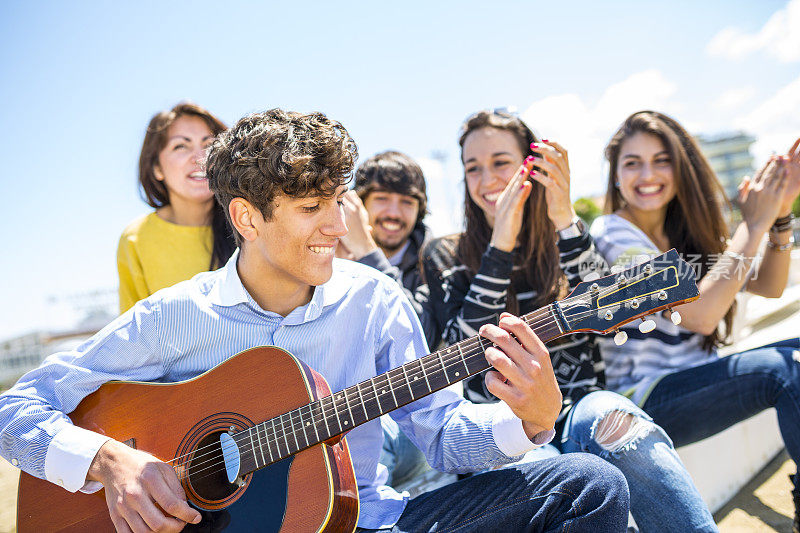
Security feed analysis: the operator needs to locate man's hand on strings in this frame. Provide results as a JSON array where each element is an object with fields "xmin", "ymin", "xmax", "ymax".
[
  {"xmin": 479, "ymin": 312, "xmax": 562, "ymax": 438},
  {"xmin": 87, "ymin": 439, "xmax": 201, "ymax": 532}
]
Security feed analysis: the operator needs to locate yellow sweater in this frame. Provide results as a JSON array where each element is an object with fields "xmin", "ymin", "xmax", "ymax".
[{"xmin": 117, "ymin": 212, "xmax": 213, "ymax": 313}]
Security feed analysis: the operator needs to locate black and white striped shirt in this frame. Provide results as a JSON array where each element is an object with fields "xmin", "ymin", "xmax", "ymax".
[{"xmin": 422, "ymin": 226, "xmax": 609, "ymax": 419}]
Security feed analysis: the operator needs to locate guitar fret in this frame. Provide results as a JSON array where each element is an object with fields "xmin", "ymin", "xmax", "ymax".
[
  {"xmin": 436, "ymin": 350, "xmax": 449, "ymax": 384},
  {"xmin": 338, "ymin": 391, "xmax": 354, "ymax": 429},
  {"xmin": 400, "ymin": 364, "xmax": 415, "ymax": 400},
  {"xmin": 455, "ymin": 343, "xmax": 469, "ymax": 378},
  {"xmin": 370, "ymin": 376, "xmax": 392, "ymax": 416},
  {"xmin": 289, "ymin": 411, "xmax": 301, "ymax": 452},
  {"xmin": 248, "ymin": 427, "xmax": 260, "ymax": 468},
  {"xmin": 356, "ymin": 383, "xmax": 370, "ymax": 421},
  {"xmin": 272, "ymin": 418, "xmax": 284, "ymax": 458},
  {"xmin": 262, "ymin": 423, "xmax": 274, "ymax": 463},
  {"xmin": 463, "ymin": 341, "xmax": 488, "ymax": 375},
  {"xmin": 387, "ymin": 371, "xmax": 399, "ymax": 408},
  {"xmin": 310, "ymin": 400, "xmax": 324, "ymax": 442},
  {"xmin": 281, "ymin": 413, "xmax": 294, "ymax": 454},
  {"xmin": 419, "ymin": 356, "xmax": 432, "ymax": 391},
  {"xmin": 329, "ymin": 394, "xmax": 344, "ymax": 435},
  {"xmin": 253, "ymin": 425, "xmax": 265, "ymax": 466},
  {"xmin": 299, "ymin": 405, "xmax": 311, "ymax": 447},
  {"xmin": 318, "ymin": 398, "xmax": 332, "ymax": 439}
]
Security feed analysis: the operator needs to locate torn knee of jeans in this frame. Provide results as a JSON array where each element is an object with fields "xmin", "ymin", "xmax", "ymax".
[{"xmin": 592, "ymin": 410, "xmax": 654, "ymax": 454}]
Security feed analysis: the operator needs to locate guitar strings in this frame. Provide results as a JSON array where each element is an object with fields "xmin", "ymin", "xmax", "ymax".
[
  {"xmin": 169, "ymin": 294, "xmax": 630, "ymax": 480},
  {"xmin": 170, "ymin": 298, "xmax": 629, "ymax": 481},
  {"xmin": 177, "ymin": 267, "xmax": 658, "ymax": 471},
  {"xmin": 170, "ymin": 266, "xmax": 667, "ymax": 482},
  {"xmin": 166, "ymin": 306, "xmax": 557, "ymax": 472},
  {"xmin": 171, "ymin": 313, "xmax": 567, "ymax": 482},
  {"xmin": 173, "ymin": 324, "xmax": 561, "ymax": 485}
]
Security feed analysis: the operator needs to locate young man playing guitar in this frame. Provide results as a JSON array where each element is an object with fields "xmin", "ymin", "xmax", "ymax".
[{"xmin": 0, "ymin": 109, "xmax": 629, "ymax": 532}]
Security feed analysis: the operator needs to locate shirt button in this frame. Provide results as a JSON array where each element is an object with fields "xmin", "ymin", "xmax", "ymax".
[{"xmin": 10, "ymin": 458, "xmax": 18, "ymax": 466}]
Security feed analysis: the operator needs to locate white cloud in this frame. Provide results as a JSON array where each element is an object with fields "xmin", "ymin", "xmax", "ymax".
[
  {"xmin": 713, "ymin": 86, "xmax": 757, "ymax": 111},
  {"xmin": 733, "ymin": 74, "xmax": 800, "ymax": 166},
  {"xmin": 416, "ymin": 156, "xmax": 464, "ymax": 236},
  {"xmin": 706, "ymin": 0, "xmax": 800, "ymax": 62},
  {"xmin": 521, "ymin": 69, "xmax": 684, "ymax": 198}
]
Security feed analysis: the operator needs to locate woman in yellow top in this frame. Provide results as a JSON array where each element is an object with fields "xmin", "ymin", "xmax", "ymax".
[{"xmin": 117, "ymin": 102, "xmax": 236, "ymax": 313}]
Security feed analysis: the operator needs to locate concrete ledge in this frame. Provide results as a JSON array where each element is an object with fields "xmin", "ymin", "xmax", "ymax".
[{"xmin": 677, "ymin": 410, "xmax": 784, "ymax": 514}]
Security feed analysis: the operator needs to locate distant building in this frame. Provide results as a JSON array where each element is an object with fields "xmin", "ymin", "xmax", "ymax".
[
  {"xmin": 0, "ymin": 288, "xmax": 116, "ymax": 387},
  {"xmin": 0, "ymin": 329, "xmax": 97, "ymax": 386},
  {"xmin": 695, "ymin": 132, "xmax": 756, "ymax": 200}
]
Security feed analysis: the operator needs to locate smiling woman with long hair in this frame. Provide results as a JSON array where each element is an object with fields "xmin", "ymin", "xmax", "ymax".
[
  {"xmin": 420, "ymin": 109, "xmax": 717, "ymax": 532},
  {"xmin": 590, "ymin": 110, "xmax": 800, "ymax": 531},
  {"xmin": 117, "ymin": 102, "xmax": 236, "ymax": 313}
]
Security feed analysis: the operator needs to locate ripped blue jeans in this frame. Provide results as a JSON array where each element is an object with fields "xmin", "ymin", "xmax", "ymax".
[{"xmin": 558, "ymin": 390, "xmax": 716, "ymax": 532}]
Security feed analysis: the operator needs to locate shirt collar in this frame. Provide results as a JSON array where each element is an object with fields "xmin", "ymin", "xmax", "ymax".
[{"xmin": 207, "ymin": 250, "xmax": 351, "ymax": 323}]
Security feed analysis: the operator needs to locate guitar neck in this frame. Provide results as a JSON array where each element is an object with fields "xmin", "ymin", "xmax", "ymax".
[{"xmin": 233, "ymin": 303, "xmax": 566, "ymax": 476}]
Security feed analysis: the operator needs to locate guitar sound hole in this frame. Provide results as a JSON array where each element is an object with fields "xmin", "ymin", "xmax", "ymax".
[{"xmin": 186, "ymin": 431, "xmax": 238, "ymax": 502}]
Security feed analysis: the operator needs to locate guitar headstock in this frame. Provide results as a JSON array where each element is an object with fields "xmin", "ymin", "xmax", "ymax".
[{"xmin": 560, "ymin": 249, "xmax": 699, "ymax": 334}]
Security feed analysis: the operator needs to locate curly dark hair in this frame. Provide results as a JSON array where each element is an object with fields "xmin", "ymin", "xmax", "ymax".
[
  {"xmin": 354, "ymin": 151, "xmax": 428, "ymax": 224},
  {"xmin": 205, "ymin": 109, "xmax": 358, "ymax": 244}
]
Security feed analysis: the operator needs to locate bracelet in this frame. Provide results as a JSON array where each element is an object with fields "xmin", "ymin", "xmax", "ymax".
[
  {"xmin": 767, "ymin": 234, "xmax": 795, "ymax": 251},
  {"xmin": 771, "ymin": 213, "xmax": 795, "ymax": 234},
  {"xmin": 723, "ymin": 250, "xmax": 747, "ymax": 262}
]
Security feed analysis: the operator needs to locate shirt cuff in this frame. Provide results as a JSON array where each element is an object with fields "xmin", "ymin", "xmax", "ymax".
[
  {"xmin": 44, "ymin": 425, "xmax": 112, "ymax": 493},
  {"xmin": 491, "ymin": 402, "xmax": 555, "ymax": 457}
]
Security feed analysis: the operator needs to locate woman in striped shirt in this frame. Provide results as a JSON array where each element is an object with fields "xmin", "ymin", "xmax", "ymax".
[
  {"xmin": 590, "ymin": 110, "xmax": 800, "ymax": 531},
  {"xmin": 421, "ymin": 109, "xmax": 716, "ymax": 532}
]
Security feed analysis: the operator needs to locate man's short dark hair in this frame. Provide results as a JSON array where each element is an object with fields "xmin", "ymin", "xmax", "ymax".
[
  {"xmin": 354, "ymin": 151, "xmax": 428, "ymax": 224},
  {"xmin": 206, "ymin": 109, "xmax": 358, "ymax": 244}
]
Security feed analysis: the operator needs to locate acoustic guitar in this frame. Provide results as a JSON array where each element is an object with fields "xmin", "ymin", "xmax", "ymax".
[{"xmin": 17, "ymin": 249, "xmax": 698, "ymax": 532}]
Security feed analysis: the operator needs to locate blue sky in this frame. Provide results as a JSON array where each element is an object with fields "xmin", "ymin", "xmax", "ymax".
[{"xmin": 1, "ymin": 0, "xmax": 798, "ymax": 340}]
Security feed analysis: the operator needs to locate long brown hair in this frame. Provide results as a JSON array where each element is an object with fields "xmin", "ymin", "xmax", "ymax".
[
  {"xmin": 138, "ymin": 102, "xmax": 235, "ymax": 269},
  {"xmin": 456, "ymin": 110, "xmax": 564, "ymax": 313},
  {"xmin": 604, "ymin": 110, "xmax": 733, "ymax": 350}
]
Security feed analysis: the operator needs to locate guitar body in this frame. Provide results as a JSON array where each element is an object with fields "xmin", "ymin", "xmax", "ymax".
[{"xmin": 17, "ymin": 346, "xmax": 359, "ymax": 532}]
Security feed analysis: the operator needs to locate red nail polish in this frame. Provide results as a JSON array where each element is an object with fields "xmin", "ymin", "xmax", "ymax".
[
  {"xmin": 530, "ymin": 142, "xmax": 538, "ymax": 149},
  {"xmin": 542, "ymin": 139, "xmax": 549, "ymax": 143},
  {"xmin": 524, "ymin": 156, "xmax": 534, "ymax": 164},
  {"xmin": 530, "ymin": 170, "xmax": 536, "ymax": 176}
]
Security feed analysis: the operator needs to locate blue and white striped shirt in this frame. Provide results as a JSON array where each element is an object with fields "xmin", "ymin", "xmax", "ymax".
[
  {"xmin": 0, "ymin": 251, "xmax": 541, "ymax": 529},
  {"xmin": 590, "ymin": 214, "xmax": 717, "ymax": 405}
]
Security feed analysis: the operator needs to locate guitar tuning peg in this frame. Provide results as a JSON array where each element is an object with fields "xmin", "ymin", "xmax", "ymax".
[
  {"xmin": 583, "ymin": 271, "xmax": 601, "ymax": 282},
  {"xmin": 669, "ymin": 309, "xmax": 682, "ymax": 325},
  {"xmin": 614, "ymin": 330, "xmax": 628, "ymax": 345},
  {"xmin": 638, "ymin": 318, "xmax": 656, "ymax": 333}
]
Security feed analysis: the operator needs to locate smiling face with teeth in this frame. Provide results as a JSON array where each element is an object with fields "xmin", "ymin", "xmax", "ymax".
[
  {"xmin": 235, "ymin": 185, "xmax": 349, "ymax": 312},
  {"xmin": 154, "ymin": 115, "xmax": 216, "ymax": 212},
  {"xmin": 616, "ymin": 132, "xmax": 676, "ymax": 218},
  {"xmin": 462, "ymin": 127, "xmax": 525, "ymax": 227},
  {"xmin": 363, "ymin": 190, "xmax": 420, "ymax": 255}
]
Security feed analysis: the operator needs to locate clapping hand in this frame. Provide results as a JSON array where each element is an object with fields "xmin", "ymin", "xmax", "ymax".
[
  {"xmin": 738, "ymin": 156, "xmax": 789, "ymax": 234},
  {"xmin": 777, "ymin": 137, "xmax": 800, "ymax": 217},
  {"xmin": 528, "ymin": 140, "xmax": 578, "ymax": 231}
]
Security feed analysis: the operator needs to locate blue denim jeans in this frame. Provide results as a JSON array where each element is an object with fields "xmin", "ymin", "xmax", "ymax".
[
  {"xmin": 357, "ymin": 453, "xmax": 630, "ymax": 532},
  {"xmin": 642, "ymin": 338, "xmax": 800, "ymax": 462},
  {"xmin": 559, "ymin": 391, "xmax": 717, "ymax": 532}
]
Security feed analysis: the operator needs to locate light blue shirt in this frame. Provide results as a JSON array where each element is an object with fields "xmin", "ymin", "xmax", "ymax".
[{"xmin": 0, "ymin": 251, "xmax": 544, "ymax": 529}]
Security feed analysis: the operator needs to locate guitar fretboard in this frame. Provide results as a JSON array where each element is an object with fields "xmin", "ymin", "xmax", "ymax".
[{"xmin": 230, "ymin": 303, "xmax": 565, "ymax": 476}]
